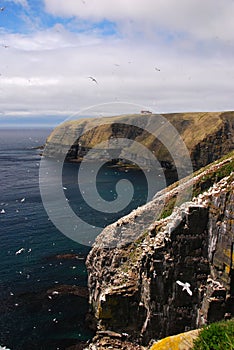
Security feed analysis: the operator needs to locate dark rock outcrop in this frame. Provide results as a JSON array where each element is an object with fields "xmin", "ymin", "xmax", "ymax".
[
  {"xmin": 191, "ymin": 112, "xmax": 234, "ymax": 170},
  {"xmin": 85, "ymin": 154, "xmax": 234, "ymax": 346}
]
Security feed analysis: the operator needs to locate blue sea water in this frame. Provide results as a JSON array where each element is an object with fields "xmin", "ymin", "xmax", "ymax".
[{"xmin": 0, "ymin": 128, "xmax": 164, "ymax": 350}]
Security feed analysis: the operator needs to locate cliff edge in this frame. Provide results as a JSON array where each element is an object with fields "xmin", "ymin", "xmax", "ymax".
[
  {"xmin": 85, "ymin": 152, "xmax": 234, "ymax": 348},
  {"xmin": 44, "ymin": 111, "xmax": 234, "ymax": 171}
]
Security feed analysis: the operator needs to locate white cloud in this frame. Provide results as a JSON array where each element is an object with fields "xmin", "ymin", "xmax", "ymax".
[
  {"xmin": 1, "ymin": 76, "xmax": 60, "ymax": 86},
  {"xmin": 0, "ymin": 1, "xmax": 234, "ymax": 124},
  {"xmin": 44, "ymin": 0, "xmax": 234, "ymax": 41}
]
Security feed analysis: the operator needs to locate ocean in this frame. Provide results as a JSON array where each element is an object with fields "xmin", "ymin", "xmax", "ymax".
[{"xmin": 0, "ymin": 128, "xmax": 163, "ymax": 350}]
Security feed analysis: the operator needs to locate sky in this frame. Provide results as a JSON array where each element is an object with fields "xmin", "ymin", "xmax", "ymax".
[{"xmin": 0, "ymin": 0, "xmax": 234, "ymax": 127}]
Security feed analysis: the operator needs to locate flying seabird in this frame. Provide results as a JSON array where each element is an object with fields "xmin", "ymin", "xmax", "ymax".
[
  {"xmin": 1, "ymin": 209, "xmax": 5, "ymax": 214},
  {"xmin": 0, "ymin": 7, "xmax": 5, "ymax": 11},
  {"xmin": 15, "ymin": 248, "xmax": 25, "ymax": 255},
  {"xmin": 155, "ymin": 67, "xmax": 160, "ymax": 71},
  {"xmin": 176, "ymin": 280, "xmax": 193, "ymax": 296},
  {"xmin": 20, "ymin": 198, "xmax": 25, "ymax": 202},
  {"xmin": 88, "ymin": 76, "xmax": 98, "ymax": 84}
]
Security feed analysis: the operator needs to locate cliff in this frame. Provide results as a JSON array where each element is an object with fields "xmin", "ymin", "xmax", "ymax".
[
  {"xmin": 43, "ymin": 111, "xmax": 234, "ymax": 349},
  {"xmin": 85, "ymin": 152, "xmax": 234, "ymax": 349},
  {"xmin": 44, "ymin": 111, "xmax": 234, "ymax": 171}
]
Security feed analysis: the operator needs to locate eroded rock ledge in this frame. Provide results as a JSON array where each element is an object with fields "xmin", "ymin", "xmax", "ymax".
[{"xmin": 85, "ymin": 154, "xmax": 234, "ymax": 348}]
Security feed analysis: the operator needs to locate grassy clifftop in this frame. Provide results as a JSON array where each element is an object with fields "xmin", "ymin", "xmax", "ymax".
[
  {"xmin": 150, "ymin": 319, "xmax": 234, "ymax": 350},
  {"xmin": 45, "ymin": 111, "xmax": 234, "ymax": 170}
]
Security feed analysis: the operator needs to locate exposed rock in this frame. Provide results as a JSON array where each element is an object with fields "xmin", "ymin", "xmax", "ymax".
[
  {"xmin": 83, "ymin": 333, "xmax": 146, "ymax": 350},
  {"xmin": 47, "ymin": 285, "xmax": 89, "ymax": 298},
  {"xmin": 86, "ymin": 153, "xmax": 234, "ymax": 347},
  {"xmin": 44, "ymin": 111, "xmax": 234, "ymax": 172},
  {"xmin": 149, "ymin": 329, "xmax": 200, "ymax": 350},
  {"xmin": 46, "ymin": 253, "xmax": 86, "ymax": 260}
]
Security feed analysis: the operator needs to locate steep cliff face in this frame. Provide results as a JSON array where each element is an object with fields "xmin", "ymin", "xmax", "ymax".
[
  {"xmin": 191, "ymin": 112, "xmax": 234, "ymax": 169},
  {"xmin": 86, "ymin": 153, "xmax": 234, "ymax": 347},
  {"xmin": 44, "ymin": 111, "xmax": 234, "ymax": 171}
]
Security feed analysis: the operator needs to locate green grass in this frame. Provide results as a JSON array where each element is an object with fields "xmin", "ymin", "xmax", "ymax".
[
  {"xmin": 192, "ymin": 319, "xmax": 234, "ymax": 350},
  {"xmin": 159, "ymin": 195, "xmax": 177, "ymax": 219},
  {"xmin": 192, "ymin": 158, "xmax": 234, "ymax": 198},
  {"xmin": 159, "ymin": 151, "xmax": 234, "ymax": 220}
]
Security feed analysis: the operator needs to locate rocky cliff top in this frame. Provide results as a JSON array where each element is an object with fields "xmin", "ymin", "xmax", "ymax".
[
  {"xmin": 44, "ymin": 111, "xmax": 234, "ymax": 171},
  {"xmin": 85, "ymin": 151, "xmax": 234, "ymax": 348}
]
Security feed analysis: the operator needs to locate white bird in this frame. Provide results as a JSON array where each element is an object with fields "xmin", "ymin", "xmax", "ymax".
[
  {"xmin": 0, "ymin": 7, "xmax": 5, "ymax": 11},
  {"xmin": 1, "ymin": 209, "xmax": 5, "ymax": 214},
  {"xmin": 122, "ymin": 332, "xmax": 129, "ymax": 337},
  {"xmin": 63, "ymin": 186, "xmax": 67, "ymax": 190},
  {"xmin": 20, "ymin": 198, "xmax": 25, "ymax": 203},
  {"xmin": 176, "ymin": 280, "xmax": 193, "ymax": 296},
  {"xmin": 15, "ymin": 248, "xmax": 25, "ymax": 255}
]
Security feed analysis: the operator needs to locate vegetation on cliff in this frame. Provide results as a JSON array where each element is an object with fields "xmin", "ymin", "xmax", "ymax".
[
  {"xmin": 45, "ymin": 111, "xmax": 233, "ymax": 349},
  {"xmin": 192, "ymin": 319, "xmax": 234, "ymax": 350},
  {"xmin": 160, "ymin": 150, "xmax": 234, "ymax": 219},
  {"xmin": 150, "ymin": 319, "xmax": 234, "ymax": 350},
  {"xmin": 45, "ymin": 111, "xmax": 234, "ymax": 171},
  {"xmin": 86, "ymin": 150, "xmax": 234, "ymax": 349}
]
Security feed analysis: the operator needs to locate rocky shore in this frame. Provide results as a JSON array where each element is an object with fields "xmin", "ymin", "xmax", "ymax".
[
  {"xmin": 85, "ymin": 152, "xmax": 234, "ymax": 349},
  {"xmin": 42, "ymin": 112, "xmax": 234, "ymax": 349}
]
